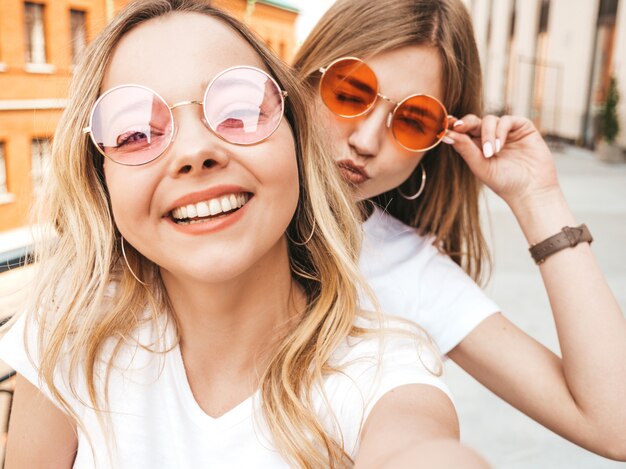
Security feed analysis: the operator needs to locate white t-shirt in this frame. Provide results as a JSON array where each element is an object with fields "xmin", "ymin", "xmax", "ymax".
[
  {"xmin": 0, "ymin": 312, "xmax": 451, "ymax": 469},
  {"xmin": 359, "ymin": 206, "xmax": 500, "ymax": 355}
]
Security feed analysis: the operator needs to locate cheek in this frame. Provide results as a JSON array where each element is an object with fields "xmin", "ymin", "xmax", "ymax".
[
  {"xmin": 278, "ymin": 133, "xmax": 300, "ymax": 204},
  {"xmin": 103, "ymin": 163, "xmax": 155, "ymax": 235},
  {"xmin": 315, "ymin": 99, "xmax": 353, "ymax": 143},
  {"xmin": 376, "ymin": 152, "xmax": 422, "ymax": 188}
]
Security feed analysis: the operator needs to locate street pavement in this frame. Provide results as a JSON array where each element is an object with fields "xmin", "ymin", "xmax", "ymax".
[{"xmin": 446, "ymin": 144, "xmax": 626, "ymax": 468}]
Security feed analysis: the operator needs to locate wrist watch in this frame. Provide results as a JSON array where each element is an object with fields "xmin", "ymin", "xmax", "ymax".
[{"xmin": 529, "ymin": 224, "xmax": 593, "ymax": 264}]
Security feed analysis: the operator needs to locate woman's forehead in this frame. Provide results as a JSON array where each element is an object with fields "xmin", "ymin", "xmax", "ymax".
[
  {"xmin": 366, "ymin": 45, "xmax": 443, "ymax": 101},
  {"xmin": 102, "ymin": 12, "xmax": 268, "ymax": 94}
]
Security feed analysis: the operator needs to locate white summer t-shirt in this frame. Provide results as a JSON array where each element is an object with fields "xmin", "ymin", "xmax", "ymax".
[
  {"xmin": 0, "ymin": 312, "xmax": 451, "ymax": 469},
  {"xmin": 359, "ymin": 206, "xmax": 500, "ymax": 355}
]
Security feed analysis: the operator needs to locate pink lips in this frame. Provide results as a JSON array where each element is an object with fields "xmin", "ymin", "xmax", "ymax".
[{"xmin": 336, "ymin": 159, "xmax": 370, "ymax": 185}]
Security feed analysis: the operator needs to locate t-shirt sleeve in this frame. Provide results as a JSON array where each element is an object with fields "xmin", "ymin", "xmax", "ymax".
[
  {"xmin": 322, "ymin": 329, "xmax": 453, "ymax": 456},
  {"xmin": 0, "ymin": 313, "xmax": 42, "ymax": 387},
  {"xmin": 359, "ymin": 210, "xmax": 500, "ymax": 356},
  {"xmin": 417, "ymin": 249, "xmax": 500, "ymax": 355},
  {"xmin": 0, "ymin": 313, "xmax": 70, "ymax": 410}
]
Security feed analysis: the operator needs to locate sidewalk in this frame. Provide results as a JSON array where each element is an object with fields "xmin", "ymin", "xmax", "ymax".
[{"xmin": 446, "ymin": 145, "xmax": 626, "ymax": 468}]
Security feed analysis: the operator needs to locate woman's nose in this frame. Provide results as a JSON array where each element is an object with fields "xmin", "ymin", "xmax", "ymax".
[
  {"xmin": 347, "ymin": 104, "xmax": 389, "ymax": 158},
  {"xmin": 166, "ymin": 104, "xmax": 230, "ymax": 178}
]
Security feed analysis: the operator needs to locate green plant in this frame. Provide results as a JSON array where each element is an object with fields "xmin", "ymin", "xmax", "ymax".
[{"xmin": 599, "ymin": 75, "xmax": 621, "ymax": 144}]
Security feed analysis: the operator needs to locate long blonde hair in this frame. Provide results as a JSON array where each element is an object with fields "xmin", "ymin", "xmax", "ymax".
[
  {"xmin": 293, "ymin": 0, "xmax": 490, "ymax": 283},
  {"xmin": 25, "ymin": 0, "xmax": 374, "ymax": 466}
]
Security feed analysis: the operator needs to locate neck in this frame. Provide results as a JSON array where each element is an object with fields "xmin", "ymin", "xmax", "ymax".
[{"xmin": 160, "ymin": 237, "xmax": 305, "ymax": 376}]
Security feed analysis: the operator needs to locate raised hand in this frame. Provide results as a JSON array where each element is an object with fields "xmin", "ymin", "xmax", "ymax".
[{"xmin": 444, "ymin": 114, "xmax": 561, "ymax": 211}]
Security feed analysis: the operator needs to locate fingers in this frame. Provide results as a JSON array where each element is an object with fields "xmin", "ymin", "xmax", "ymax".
[
  {"xmin": 443, "ymin": 129, "xmax": 488, "ymax": 176},
  {"xmin": 480, "ymin": 115, "xmax": 500, "ymax": 158},
  {"xmin": 447, "ymin": 114, "xmax": 533, "ymax": 158},
  {"xmin": 447, "ymin": 114, "xmax": 496, "ymax": 159},
  {"xmin": 450, "ymin": 114, "xmax": 482, "ymax": 138}
]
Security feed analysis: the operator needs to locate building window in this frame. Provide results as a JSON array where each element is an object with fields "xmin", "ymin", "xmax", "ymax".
[
  {"xmin": 24, "ymin": 2, "xmax": 47, "ymax": 64},
  {"xmin": 31, "ymin": 137, "xmax": 51, "ymax": 191},
  {"xmin": 0, "ymin": 143, "xmax": 8, "ymax": 195},
  {"xmin": 70, "ymin": 9, "xmax": 87, "ymax": 65}
]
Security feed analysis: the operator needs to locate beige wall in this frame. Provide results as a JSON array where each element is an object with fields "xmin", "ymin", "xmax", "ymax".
[
  {"xmin": 504, "ymin": 0, "xmax": 540, "ymax": 120},
  {"xmin": 483, "ymin": 0, "xmax": 513, "ymax": 114},
  {"xmin": 544, "ymin": 0, "xmax": 598, "ymax": 140},
  {"xmin": 471, "ymin": 0, "xmax": 625, "ymax": 148}
]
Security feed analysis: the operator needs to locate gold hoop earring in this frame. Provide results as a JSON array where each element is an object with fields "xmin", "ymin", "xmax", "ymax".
[
  {"xmin": 286, "ymin": 219, "xmax": 316, "ymax": 247},
  {"xmin": 398, "ymin": 163, "xmax": 426, "ymax": 201},
  {"xmin": 120, "ymin": 237, "xmax": 148, "ymax": 286}
]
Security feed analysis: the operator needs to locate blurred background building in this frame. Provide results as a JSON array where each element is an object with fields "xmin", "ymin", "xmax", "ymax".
[
  {"xmin": 3, "ymin": 0, "xmax": 626, "ymax": 236},
  {"xmin": 467, "ymin": 0, "xmax": 626, "ymax": 149}
]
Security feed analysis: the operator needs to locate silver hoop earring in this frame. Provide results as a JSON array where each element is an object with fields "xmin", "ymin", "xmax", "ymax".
[
  {"xmin": 120, "ymin": 237, "xmax": 148, "ymax": 286},
  {"xmin": 398, "ymin": 163, "xmax": 427, "ymax": 201},
  {"xmin": 286, "ymin": 219, "xmax": 316, "ymax": 247}
]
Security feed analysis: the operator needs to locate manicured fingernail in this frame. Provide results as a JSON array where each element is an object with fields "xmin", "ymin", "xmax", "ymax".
[
  {"xmin": 483, "ymin": 141, "xmax": 494, "ymax": 158},
  {"xmin": 443, "ymin": 135, "xmax": 455, "ymax": 145},
  {"xmin": 495, "ymin": 138, "xmax": 501, "ymax": 153},
  {"xmin": 453, "ymin": 120, "xmax": 464, "ymax": 128}
]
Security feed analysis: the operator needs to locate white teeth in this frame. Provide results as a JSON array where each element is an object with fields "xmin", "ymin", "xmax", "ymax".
[
  {"xmin": 220, "ymin": 197, "xmax": 232, "ymax": 212},
  {"xmin": 209, "ymin": 199, "xmax": 221, "ymax": 216},
  {"xmin": 170, "ymin": 192, "xmax": 250, "ymax": 221},
  {"xmin": 196, "ymin": 201, "xmax": 210, "ymax": 217}
]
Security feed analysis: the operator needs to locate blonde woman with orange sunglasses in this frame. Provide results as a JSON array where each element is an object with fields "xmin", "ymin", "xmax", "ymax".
[{"xmin": 294, "ymin": 0, "xmax": 626, "ymax": 461}]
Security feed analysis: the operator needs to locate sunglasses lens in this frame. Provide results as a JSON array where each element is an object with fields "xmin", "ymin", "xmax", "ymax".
[
  {"xmin": 204, "ymin": 67, "xmax": 284, "ymax": 145},
  {"xmin": 320, "ymin": 58, "xmax": 378, "ymax": 117},
  {"xmin": 391, "ymin": 95, "xmax": 447, "ymax": 151},
  {"xmin": 90, "ymin": 86, "xmax": 172, "ymax": 165}
]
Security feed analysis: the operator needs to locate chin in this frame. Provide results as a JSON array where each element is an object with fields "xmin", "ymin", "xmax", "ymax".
[{"xmin": 161, "ymin": 263, "xmax": 246, "ymax": 286}]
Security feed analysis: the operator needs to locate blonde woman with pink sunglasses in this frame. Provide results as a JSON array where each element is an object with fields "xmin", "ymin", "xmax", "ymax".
[{"xmin": 0, "ymin": 0, "xmax": 495, "ymax": 468}]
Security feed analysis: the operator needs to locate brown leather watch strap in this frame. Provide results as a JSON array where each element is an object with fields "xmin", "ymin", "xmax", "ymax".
[{"xmin": 529, "ymin": 224, "xmax": 593, "ymax": 264}]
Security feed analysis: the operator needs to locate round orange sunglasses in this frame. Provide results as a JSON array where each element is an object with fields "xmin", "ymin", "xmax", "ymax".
[{"xmin": 319, "ymin": 57, "xmax": 448, "ymax": 152}]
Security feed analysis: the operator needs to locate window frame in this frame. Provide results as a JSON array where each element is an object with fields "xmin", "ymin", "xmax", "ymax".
[
  {"xmin": 70, "ymin": 8, "xmax": 87, "ymax": 66},
  {"xmin": 24, "ymin": 2, "xmax": 48, "ymax": 66}
]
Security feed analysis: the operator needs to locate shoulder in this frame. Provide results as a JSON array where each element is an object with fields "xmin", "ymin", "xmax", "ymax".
[
  {"xmin": 0, "ymin": 298, "xmax": 168, "ymax": 412},
  {"xmin": 360, "ymin": 207, "xmax": 450, "ymax": 285},
  {"xmin": 317, "ymin": 316, "xmax": 452, "ymax": 456},
  {"xmin": 359, "ymin": 209, "xmax": 499, "ymax": 355}
]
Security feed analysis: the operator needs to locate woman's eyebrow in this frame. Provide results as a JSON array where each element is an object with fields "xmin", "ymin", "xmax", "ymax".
[
  {"xmin": 338, "ymin": 74, "xmax": 376, "ymax": 95},
  {"xmin": 400, "ymin": 104, "xmax": 438, "ymax": 121}
]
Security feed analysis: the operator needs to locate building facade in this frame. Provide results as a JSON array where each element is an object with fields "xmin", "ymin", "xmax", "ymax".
[
  {"xmin": 0, "ymin": 0, "xmax": 298, "ymax": 232},
  {"xmin": 465, "ymin": 0, "xmax": 626, "ymax": 149}
]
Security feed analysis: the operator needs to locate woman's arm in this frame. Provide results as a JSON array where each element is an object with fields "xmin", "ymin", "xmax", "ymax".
[
  {"xmin": 354, "ymin": 384, "xmax": 490, "ymax": 468},
  {"xmin": 5, "ymin": 374, "xmax": 78, "ymax": 468},
  {"xmin": 446, "ymin": 117, "xmax": 626, "ymax": 460}
]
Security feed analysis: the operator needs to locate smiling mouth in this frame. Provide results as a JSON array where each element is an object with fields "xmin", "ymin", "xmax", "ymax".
[
  {"xmin": 336, "ymin": 160, "xmax": 369, "ymax": 185},
  {"xmin": 169, "ymin": 192, "xmax": 251, "ymax": 225}
]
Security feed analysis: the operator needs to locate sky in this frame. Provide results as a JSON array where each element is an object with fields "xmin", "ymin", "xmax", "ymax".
[{"xmin": 290, "ymin": 0, "xmax": 336, "ymax": 44}]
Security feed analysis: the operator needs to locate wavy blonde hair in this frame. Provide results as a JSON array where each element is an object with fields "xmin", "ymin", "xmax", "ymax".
[
  {"xmin": 22, "ymin": 0, "xmax": 385, "ymax": 467},
  {"xmin": 293, "ymin": 0, "xmax": 491, "ymax": 283}
]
